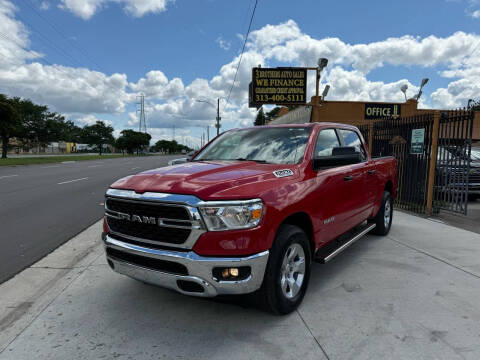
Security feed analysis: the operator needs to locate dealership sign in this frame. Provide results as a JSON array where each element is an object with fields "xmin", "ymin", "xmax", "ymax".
[
  {"xmin": 250, "ymin": 67, "xmax": 307, "ymax": 106},
  {"xmin": 365, "ymin": 103, "xmax": 401, "ymax": 119}
]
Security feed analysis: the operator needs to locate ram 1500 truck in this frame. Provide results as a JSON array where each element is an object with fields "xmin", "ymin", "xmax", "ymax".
[{"xmin": 102, "ymin": 123, "xmax": 398, "ymax": 314}]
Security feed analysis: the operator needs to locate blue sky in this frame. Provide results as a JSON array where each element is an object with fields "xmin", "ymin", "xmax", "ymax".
[{"xmin": 1, "ymin": 0, "xmax": 480, "ymax": 147}]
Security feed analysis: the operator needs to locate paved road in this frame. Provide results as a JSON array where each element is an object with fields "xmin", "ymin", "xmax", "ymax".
[{"xmin": 0, "ymin": 155, "xmax": 179, "ymax": 284}]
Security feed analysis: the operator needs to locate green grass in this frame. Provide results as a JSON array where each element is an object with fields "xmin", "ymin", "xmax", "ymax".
[{"xmin": 0, "ymin": 154, "xmax": 154, "ymax": 166}]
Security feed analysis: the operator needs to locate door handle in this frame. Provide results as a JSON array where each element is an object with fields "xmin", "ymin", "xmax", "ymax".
[
  {"xmin": 367, "ymin": 169, "xmax": 376, "ymax": 175},
  {"xmin": 344, "ymin": 175, "xmax": 354, "ymax": 181}
]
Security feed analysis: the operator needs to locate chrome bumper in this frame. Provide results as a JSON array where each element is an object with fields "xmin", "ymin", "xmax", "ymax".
[{"xmin": 104, "ymin": 235, "xmax": 269, "ymax": 297}]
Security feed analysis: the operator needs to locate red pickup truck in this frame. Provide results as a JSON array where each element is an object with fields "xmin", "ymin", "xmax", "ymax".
[{"xmin": 103, "ymin": 123, "xmax": 397, "ymax": 314}]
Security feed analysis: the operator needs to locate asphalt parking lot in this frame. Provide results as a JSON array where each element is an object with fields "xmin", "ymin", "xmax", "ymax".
[
  {"xmin": 436, "ymin": 198, "xmax": 480, "ymax": 234},
  {"xmin": 1, "ymin": 211, "xmax": 479, "ymax": 360}
]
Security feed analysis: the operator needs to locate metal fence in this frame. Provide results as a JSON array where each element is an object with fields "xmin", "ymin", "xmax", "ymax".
[
  {"xmin": 358, "ymin": 110, "xmax": 474, "ymax": 215},
  {"xmin": 370, "ymin": 114, "xmax": 434, "ymax": 213},
  {"xmin": 433, "ymin": 110, "xmax": 474, "ymax": 214}
]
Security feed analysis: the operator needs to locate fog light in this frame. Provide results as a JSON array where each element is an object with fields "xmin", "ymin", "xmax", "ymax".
[
  {"xmin": 221, "ymin": 268, "xmax": 230, "ymax": 278},
  {"xmin": 229, "ymin": 268, "xmax": 239, "ymax": 277},
  {"xmin": 213, "ymin": 266, "xmax": 251, "ymax": 281}
]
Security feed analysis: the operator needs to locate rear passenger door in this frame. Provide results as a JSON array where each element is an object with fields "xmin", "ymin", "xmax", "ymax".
[
  {"xmin": 312, "ymin": 128, "xmax": 352, "ymax": 242},
  {"xmin": 337, "ymin": 129, "xmax": 371, "ymax": 228}
]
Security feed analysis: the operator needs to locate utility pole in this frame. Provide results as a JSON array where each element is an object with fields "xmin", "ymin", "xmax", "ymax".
[
  {"xmin": 206, "ymin": 126, "xmax": 210, "ymax": 142},
  {"xmin": 216, "ymin": 98, "xmax": 221, "ymax": 136},
  {"xmin": 137, "ymin": 93, "xmax": 147, "ymax": 133},
  {"xmin": 172, "ymin": 125, "xmax": 175, "ymax": 142}
]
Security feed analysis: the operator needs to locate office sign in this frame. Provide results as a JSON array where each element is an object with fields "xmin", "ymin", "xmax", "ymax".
[
  {"xmin": 410, "ymin": 128, "xmax": 425, "ymax": 154},
  {"xmin": 251, "ymin": 67, "xmax": 307, "ymax": 106},
  {"xmin": 365, "ymin": 103, "xmax": 401, "ymax": 119}
]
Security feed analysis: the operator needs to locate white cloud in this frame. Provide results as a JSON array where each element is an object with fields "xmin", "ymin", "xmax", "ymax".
[
  {"xmin": 59, "ymin": 0, "xmax": 174, "ymax": 20},
  {"xmin": 0, "ymin": 63, "xmax": 131, "ymax": 113},
  {"xmin": 129, "ymin": 70, "xmax": 184, "ymax": 99},
  {"xmin": 216, "ymin": 36, "xmax": 231, "ymax": 51},
  {"xmin": 40, "ymin": 1, "xmax": 50, "ymax": 10},
  {"xmin": 76, "ymin": 114, "xmax": 113, "ymax": 126},
  {"xmin": 2, "ymin": 1, "xmax": 480, "ymax": 137},
  {"xmin": 0, "ymin": 0, "xmax": 40, "ymax": 68},
  {"xmin": 323, "ymin": 67, "xmax": 420, "ymax": 103},
  {"xmin": 247, "ymin": 21, "xmax": 479, "ymax": 74},
  {"xmin": 471, "ymin": 9, "xmax": 480, "ymax": 17}
]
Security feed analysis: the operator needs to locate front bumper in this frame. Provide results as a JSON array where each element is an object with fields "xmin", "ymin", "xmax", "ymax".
[{"xmin": 104, "ymin": 235, "xmax": 269, "ymax": 297}]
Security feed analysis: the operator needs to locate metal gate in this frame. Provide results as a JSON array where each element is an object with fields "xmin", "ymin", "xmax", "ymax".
[
  {"xmin": 433, "ymin": 110, "xmax": 474, "ymax": 214},
  {"xmin": 358, "ymin": 110, "xmax": 474, "ymax": 215},
  {"xmin": 362, "ymin": 114, "xmax": 435, "ymax": 213}
]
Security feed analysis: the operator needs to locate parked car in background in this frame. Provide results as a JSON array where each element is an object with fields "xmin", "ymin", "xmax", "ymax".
[
  {"xmin": 167, "ymin": 151, "xmax": 197, "ymax": 166},
  {"xmin": 168, "ymin": 157, "xmax": 189, "ymax": 166},
  {"xmin": 436, "ymin": 146, "xmax": 480, "ymax": 200}
]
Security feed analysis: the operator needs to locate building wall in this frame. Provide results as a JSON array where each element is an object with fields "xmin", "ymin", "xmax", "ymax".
[{"xmin": 308, "ymin": 97, "xmax": 480, "ymax": 140}]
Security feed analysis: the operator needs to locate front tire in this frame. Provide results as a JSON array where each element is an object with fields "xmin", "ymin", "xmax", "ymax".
[
  {"xmin": 370, "ymin": 191, "xmax": 393, "ymax": 236},
  {"xmin": 255, "ymin": 224, "xmax": 311, "ymax": 315}
]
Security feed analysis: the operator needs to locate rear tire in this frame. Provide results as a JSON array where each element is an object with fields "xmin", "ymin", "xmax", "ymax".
[
  {"xmin": 255, "ymin": 224, "xmax": 311, "ymax": 315},
  {"xmin": 369, "ymin": 191, "xmax": 393, "ymax": 236}
]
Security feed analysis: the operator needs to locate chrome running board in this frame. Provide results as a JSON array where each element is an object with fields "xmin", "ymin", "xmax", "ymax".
[{"xmin": 317, "ymin": 223, "xmax": 376, "ymax": 264}]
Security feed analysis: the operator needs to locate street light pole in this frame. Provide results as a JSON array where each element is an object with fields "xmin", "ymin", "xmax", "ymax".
[
  {"xmin": 196, "ymin": 98, "xmax": 223, "ymax": 137},
  {"xmin": 216, "ymin": 98, "xmax": 221, "ymax": 136}
]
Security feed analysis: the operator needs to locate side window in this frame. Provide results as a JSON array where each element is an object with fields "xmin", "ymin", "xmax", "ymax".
[
  {"xmin": 314, "ymin": 129, "xmax": 341, "ymax": 157},
  {"xmin": 338, "ymin": 129, "xmax": 367, "ymax": 161}
]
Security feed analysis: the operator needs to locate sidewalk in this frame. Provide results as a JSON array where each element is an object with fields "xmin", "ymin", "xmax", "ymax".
[{"xmin": 1, "ymin": 212, "xmax": 480, "ymax": 360}]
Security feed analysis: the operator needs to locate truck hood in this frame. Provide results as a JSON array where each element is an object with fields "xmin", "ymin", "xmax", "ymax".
[{"xmin": 110, "ymin": 160, "xmax": 300, "ymax": 200}]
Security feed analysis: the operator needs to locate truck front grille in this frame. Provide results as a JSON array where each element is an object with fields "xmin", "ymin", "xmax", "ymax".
[
  {"xmin": 106, "ymin": 198, "xmax": 190, "ymax": 220},
  {"xmin": 105, "ymin": 197, "xmax": 198, "ymax": 246}
]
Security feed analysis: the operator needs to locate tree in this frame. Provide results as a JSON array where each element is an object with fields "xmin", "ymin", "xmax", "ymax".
[
  {"xmin": 0, "ymin": 95, "xmax": 21, "ymax": 159},
  {"xmin": 254, "ymin": 107, "xmax": 266, "ymax": 126},
  {"xmin": 265, "ymin": 106, "xmax": 282, "ymax": 123},
  {"xmin": 11, "ymin": 97, "xmax": 50, "ymax": 150},
  {"xmin": 153, "ymin": 139, "xmax": 191, "ymax": 154},
  {"xmin": 471, "ymin": 100, "xmax": 480, "ymax": 111},
  {"xmin": 60, "ymin": 120, "xmax": 83, "ymax": 143},
  {"xmin": 116, "ymin": 130, "xmax": 151, "ymax": 154},
  {"xmin": 81, "ymin": 121, "xmax": 114, "ymax": 155}
]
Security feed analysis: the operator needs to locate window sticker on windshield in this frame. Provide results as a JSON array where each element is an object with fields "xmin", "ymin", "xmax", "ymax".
[{"xmin": 273, "ymin": 169, "xmax": 294, "ymax": 178}]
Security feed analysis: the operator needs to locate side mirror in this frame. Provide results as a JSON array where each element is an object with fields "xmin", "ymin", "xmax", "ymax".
[{"xmin": 313, "ymin": 146, "xmax": 361, "ymax": 170}]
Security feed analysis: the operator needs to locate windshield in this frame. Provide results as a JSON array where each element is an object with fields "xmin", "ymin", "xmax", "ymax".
[{"xmin": 193, "ymin": 127, "xmax": 311, "ymax": 164}]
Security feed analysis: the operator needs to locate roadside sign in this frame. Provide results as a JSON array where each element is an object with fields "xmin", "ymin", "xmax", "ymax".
[
  {"xmin": 251, "ymin": 67, "xmax": 307, "ymax": 106},
  {"xmin": 410, "ymin": 128, "xmax": 425, "ymax": 154}
]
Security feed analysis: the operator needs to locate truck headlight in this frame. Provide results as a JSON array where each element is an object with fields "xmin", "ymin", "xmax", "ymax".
[{"xmin": 198, "ymin": 200, "xmax": 263, "ymax": 231}]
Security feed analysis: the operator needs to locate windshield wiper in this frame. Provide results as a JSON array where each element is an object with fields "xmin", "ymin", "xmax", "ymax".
[{"xmin": 234, "ymin": 158, "xmax": 270, "ymax": 164}]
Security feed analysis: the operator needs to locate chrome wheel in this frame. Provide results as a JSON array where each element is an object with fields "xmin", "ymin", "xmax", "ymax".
[
  {"xmin": 384, "ymin": 197, "xmax": 391, "ymax": 229},
  {"xmin": 280, "ymin": 243, "xmax": 306, "ymax": 299}
]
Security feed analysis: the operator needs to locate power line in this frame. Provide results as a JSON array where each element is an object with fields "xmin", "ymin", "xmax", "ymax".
[
  {"xmin": 15, "ymin": 12, "xmax": 86, "ymax": 69},
  {"xmin": 225, "ymin": 0, "xmax": 258, "ymax": 109},
  {"xmin": 20, "ymin": 0, "xmax": 104, "ymax": 71}
]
